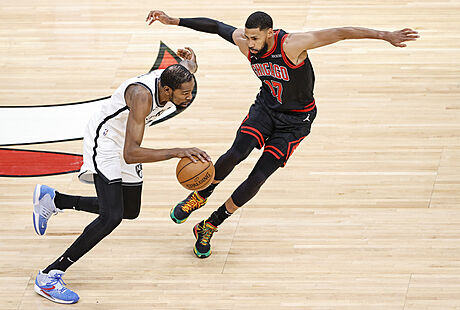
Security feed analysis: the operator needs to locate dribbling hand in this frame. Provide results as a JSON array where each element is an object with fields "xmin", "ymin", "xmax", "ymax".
[{"xmin": 174, "ymin": 147, "xmax": 211, "ymax": 163}]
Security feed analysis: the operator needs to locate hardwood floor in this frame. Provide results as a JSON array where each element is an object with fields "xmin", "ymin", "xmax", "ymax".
[{"xmin": 1, "ymin": 0, "xmax": 460, "ymax": 308}]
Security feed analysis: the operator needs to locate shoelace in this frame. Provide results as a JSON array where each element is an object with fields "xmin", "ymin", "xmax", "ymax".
[
  {"xmin": 181, "ymin": 194, "xmax": 204, "ymax": 213},
  {"xmin": 40, "ymin": 207, "xmax": 62, "ymax": 219},
  {"xmin": 39, "ymin": 194, "xmax": 63, "ymax": 219},
  {"xmin": 47, "ymin": 274, "xmax": 67, "ymax": 292},
  {"xmin": 200, "ymin": 223, "xmax": 217, "ymax": 246}
]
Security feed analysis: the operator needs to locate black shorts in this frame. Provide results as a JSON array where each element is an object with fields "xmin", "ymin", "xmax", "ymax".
[{"xmin": 238, "ymin": 102, "xmax": 317, "ymax": 167}]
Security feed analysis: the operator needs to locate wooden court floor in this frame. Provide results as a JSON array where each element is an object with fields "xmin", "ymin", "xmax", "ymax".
[{"xmin": 1, "ymin": 0, "xmax": 460, "ymax": 309}]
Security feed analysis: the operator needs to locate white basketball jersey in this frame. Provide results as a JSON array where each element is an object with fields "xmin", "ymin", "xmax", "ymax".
[
  {"xmin": 79, "ymin": 69, "xmax": 178, "ymax": 184},
  {"xmin": 87, "ymin": 69, "xmax": 177, "ymax": 146}
]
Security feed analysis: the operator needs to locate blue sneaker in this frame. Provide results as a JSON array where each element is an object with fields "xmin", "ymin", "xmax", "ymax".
[
  {"xmin": 33, "ymin": 184, "xmax": 62, "ymax": 236},
  {"xmin": 34, "ymin": 270, "xmax": 79, "ymax": 304}
]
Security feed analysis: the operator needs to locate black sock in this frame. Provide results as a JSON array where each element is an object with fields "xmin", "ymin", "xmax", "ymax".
[
  {"xmin": 197, "ymin": 182, "xmax": 219, "ymax": 199},
  {"xmin": 43, "ymin": 252, "xmax": 76, "ymax": 273},
  {"xmin": 55, "ymin": 192, "xmax": 99, "ymax": 214},
  {"xmin": 207, "ymin": 204, "xmax": 232, "ymax": 227},
  {"xmin": 54, "ymin": 192, "xmax": 78, "ymax": 210}
]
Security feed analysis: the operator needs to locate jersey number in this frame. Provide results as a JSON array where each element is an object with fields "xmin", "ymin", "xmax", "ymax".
[{"xmin": 264, "ymin": 80, "xmax": 283, "ymax": 104}]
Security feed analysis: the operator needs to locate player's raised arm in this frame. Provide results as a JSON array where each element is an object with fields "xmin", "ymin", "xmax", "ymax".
[
  {"xmin": 146, "ymin": 10, "xmax": 240, "ymax": 46},
  {"xmin": 284, "ymin": 27, "xmax": 419, "ymax": 58}
]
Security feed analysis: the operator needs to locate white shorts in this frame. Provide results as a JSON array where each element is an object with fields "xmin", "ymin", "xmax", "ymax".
[{"xmin": 78, "ymin": 134, "xmax": 143, "ymax": 185}]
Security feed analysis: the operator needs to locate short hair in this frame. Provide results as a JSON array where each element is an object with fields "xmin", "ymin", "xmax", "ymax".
[
  {"xmin": 160, "ymin": 64, "xmax": 193, "ymax": 90},
  {"xmin": 245, "ymin": 11, "xmax": 273, "ymax": 30}
]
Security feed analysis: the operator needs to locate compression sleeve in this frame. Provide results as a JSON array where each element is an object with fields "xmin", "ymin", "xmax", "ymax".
[{"xmin": 178, "ymin": 17, "xmax": 236, "ymax": 45}]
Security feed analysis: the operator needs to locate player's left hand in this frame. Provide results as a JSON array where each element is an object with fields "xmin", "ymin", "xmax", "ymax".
[
  {"xmin": 386, "ymin": 28, "xmax": 419, "ymax": 47},
  {"xmin": 177, "ymin": 47, "xmax": 196, "ymax": 62}
]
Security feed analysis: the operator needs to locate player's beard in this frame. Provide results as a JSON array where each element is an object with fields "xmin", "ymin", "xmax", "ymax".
[
  {"xmin": 177, "ymin": 101, "xmax": 190, "ymax": 108},
  {"xmin": 171, "ymin": 95, "xmax": 190, "ymax": 108},
  {"xmin": 252, "ymin": 42, "xmax": 269, "ymax": 56}
]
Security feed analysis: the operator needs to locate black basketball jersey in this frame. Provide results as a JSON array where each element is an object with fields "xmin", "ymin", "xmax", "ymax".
[{"xmin": 248, "ymin": 29, "xmax": 316, "ymax": 112}]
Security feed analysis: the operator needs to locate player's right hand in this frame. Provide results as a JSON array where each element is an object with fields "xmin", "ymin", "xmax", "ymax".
[
  {"xmin": 174, "ymin": 147, "xmax": 211, "ymax": 163},
  {"xmin": 146, "ymin": 10, "xmax": 179, "ymax": 26}
]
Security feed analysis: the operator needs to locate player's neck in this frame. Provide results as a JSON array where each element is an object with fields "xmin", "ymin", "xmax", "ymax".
[{"xmin": 266, "ymin": 36, "xmax": 275, "ymax": 52}]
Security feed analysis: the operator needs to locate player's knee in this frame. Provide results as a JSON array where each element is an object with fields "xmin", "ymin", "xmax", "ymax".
[
  {"xmin": 226, "ymin": 146, "xmax": 251, "ymax": 165},
  {"xmin": 123, "ymin": 208, "xmax": 140, "ymax": 220},
  {"xmin": 100, "ymin": 213, "xmax": 123, "ymax": 234},
  {"xmin": 247, "ymin": 169, "xmax": 269, "ymax": 188},
  {"xmin": 105, "ymin": 217, "xmax": 122, "ymax": 233}
]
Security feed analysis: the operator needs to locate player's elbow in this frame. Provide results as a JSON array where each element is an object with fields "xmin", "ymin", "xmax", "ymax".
[
  {"xmin": 124, "ymin": 139, "xmax": 142, "ymax": 164},
  {"xmin": 123, "ymin": 148, "xmax": 136, "ymax": 164},
  {"xmin": 124, "ymin": 154, "xmax": 135, "ymax": 165}
]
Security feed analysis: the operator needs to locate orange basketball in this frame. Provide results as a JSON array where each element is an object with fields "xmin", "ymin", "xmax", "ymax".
[{"xmin": 176, "ymin": 157, "xmax": 215, "ymax": 191}]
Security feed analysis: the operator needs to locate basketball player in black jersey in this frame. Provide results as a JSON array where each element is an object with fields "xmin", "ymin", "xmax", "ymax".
[{"xmin": 146, "ymin": 10, "xmax": 419, "ymax": 258}]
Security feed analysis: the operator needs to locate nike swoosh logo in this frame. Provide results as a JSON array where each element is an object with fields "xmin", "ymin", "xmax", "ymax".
[{"xmin": 42, "ymin": 286, "xmax": 55, "ymax": 291}]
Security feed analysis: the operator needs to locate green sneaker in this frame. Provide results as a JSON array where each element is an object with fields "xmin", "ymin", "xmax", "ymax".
[
  {"xmin": 170, "ymin": 192, "xmax": 207, "ymax": 224},
  {"xmin": 193, "ymin": 220, "xmax": 218, "ymax": 258}
]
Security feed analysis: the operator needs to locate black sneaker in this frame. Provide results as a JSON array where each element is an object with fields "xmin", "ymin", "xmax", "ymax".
[
  {"xmin": 193, "ymin": 220, "xmax": 218, "ymax": 258},
  {"xmin": 170, "ymin": 192, "xmax": 207, "ymax": 224}
]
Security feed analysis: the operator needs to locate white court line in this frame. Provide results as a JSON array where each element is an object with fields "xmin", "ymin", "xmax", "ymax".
[
  {"xmin": 309, "ymin": 172, "xmax": 437, "ymax": 176},
  {"xmin": 0, "ymin": 99, "xmax": 106, "ymax": 146}
]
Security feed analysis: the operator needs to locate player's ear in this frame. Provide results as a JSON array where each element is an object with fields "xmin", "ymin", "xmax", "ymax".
[
  {"xmin": 266, "ymin": 28, "xmax": 274, "ymax": 38},
  {"xmin": 163, "ymin": 85, "xmax": 172, "ymax": 95}
]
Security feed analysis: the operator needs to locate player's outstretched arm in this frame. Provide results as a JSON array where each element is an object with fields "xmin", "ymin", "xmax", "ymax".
[
  {"xmin": 146, "ymin": 10, "xmax": 238, "ymax": 45},
  {"xmin": 123, "ymin": 84, "xmax": 210, "ymax": 164},
  {"xmin": 285, "ymin": 27, "xmax": 419, "ymax": 58}
]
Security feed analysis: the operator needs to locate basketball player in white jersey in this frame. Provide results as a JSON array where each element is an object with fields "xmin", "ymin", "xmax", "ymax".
[{"xmin": 32, "ymin": 47, "xmax": 210, "ymax": 304}]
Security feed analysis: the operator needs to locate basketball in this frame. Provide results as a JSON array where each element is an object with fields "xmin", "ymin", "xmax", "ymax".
[{"xmin": 176, "ymin": 157, "xmax": 215, "ymax": 191}]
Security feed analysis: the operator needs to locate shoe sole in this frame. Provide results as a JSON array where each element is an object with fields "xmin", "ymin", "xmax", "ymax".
[
  {"xmin": 193, "ymin": 224, "xmax": 211, "ymax": 258},
  {"xmin": 169, "ymin": 206, "xmax": 189, "ymax": 224},
  {"xmin": 34, "ymin": 284, "xmax": 78, "ymax": 304},
  {"xmin": 33, "ymin": 184, "xmax": 44, "ymax": 236},
  {"xmin": 193, "ymin": 246, "xmax": 211, "ymax": 258}
]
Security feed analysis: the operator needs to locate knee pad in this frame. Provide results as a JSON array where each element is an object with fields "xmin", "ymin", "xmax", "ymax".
[
  {"xmin": 247, "ymin": 169, "xmax": 269, "ymax": 188},
  {"xmin": 226, "ymin": 147, "xmax": 251, "ymax": 165}
]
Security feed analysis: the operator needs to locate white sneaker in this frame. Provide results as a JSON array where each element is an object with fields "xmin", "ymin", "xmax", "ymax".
[
  {"xmin": 34, "ymin": 270, "xmax": 79, "ymax": 304},
  {"xmin": 33, "ymin": 184, "xmax": 62, "ymax": 236}
]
